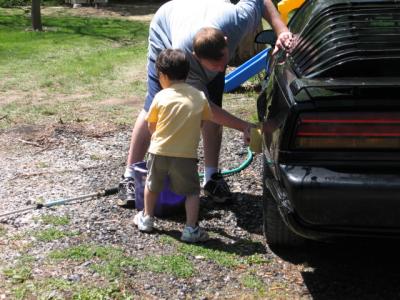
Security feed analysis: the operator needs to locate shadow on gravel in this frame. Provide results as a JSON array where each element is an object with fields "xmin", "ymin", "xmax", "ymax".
[
  {"xmin": 157, "ymin": 192, "xmax": 267, "ymax": 258},
  {"xmin": 159, "ymin": 227, "xmax": 266, "ymax": 257},
  {"xmin": 273, "ymin": 239, "xmax": 400, "ymax": 299},
  {"xmin": 200, "ymin": 192, "xmax": 264, "ymax": 235}
]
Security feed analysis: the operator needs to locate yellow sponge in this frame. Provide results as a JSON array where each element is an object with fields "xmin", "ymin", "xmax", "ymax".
[{"xmin": 249, "ymin": 124, "xmax": 262, "ymax": 153}]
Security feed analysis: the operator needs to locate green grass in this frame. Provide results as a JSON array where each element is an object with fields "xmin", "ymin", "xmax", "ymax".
[
  {"xmin": 36, "ymin": 161, "xmax": 50, "ymax": 168},
  {"xmin": 3, "ymin": 265, "xmax": 32, "ymax": 284},
  {"xmin": 240, "ymin": 273, "xmax": 266, "ymax": 295},
  {"xmin": 0, "ymin": 8, "xmax": 148, "ymax": 127},
  {"xmin": 49, "ymin": 244, "xmax": 139, "ymax": 279},
  {"xmin": 11, "ymin": 278, "xmax": 134, "ymax": 300},
  {"xmin": 5, "ymin": 246, "xmax": 135, "ymax": 299},
  {"xmin": 0, "ymin": 0, "xmax": 63, "ymax": 7},
  {"xmin": 141, "ymin": 254, "xmax": 195, "ymax": 278},
  {"xmin": 160, "ymin": 235, "xmax": 268, "ymax": 269},
  {"xmin": 33, "ymin": 227, "xmax": 77, "ymax": 242},
  {"xmin": 40, "ymin": 214, "xmax": 70, "ymax": 226},
  {"xmin": 179, "ymin": 242, "xmax": 240, "ymax": 268},
  {"xmin": 71, "ymin": 285, "xmax": 133, "ymax": 300},
  {"xmin": 91, "ymin": 257, "xmax": 138, "ymax": 279},
  {"xmin": 49, "ymin": 244, "xmax": 122, "ymax": 261},
  {"xmin": 0, "ymin": 224, "xmax": 6, "ymax": 236},
  {"xmin": 49, "ymin": 243, "xmax": 193, "ymax": 279}
]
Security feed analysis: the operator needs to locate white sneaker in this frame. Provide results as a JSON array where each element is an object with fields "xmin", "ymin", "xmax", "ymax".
[
  {"xmin": 133, "ymin": 211, "xmax": 154, "ymax": 232},
  {"xmin": 181, "ymin": 226, "xmax": 209, "ymax": 243}
]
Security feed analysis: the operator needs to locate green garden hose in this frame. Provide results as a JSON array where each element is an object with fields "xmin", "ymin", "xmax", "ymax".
[{"xmin": 198, "ymin": 147, "xmax": 254, "ymax": 178}]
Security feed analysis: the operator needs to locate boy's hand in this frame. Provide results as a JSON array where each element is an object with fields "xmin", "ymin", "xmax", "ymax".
[
  {"xmin": 243, "ymin": 123, "xmax": 256, "ymax": 145},
  {"xmin": 148, "ymin": 122, "xmax": 156, "ymax": 134}
]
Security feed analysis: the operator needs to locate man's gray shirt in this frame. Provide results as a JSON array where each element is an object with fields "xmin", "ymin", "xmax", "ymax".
[{"xmin": 148, "ymin": 0, "xmax": 264, "ymax": 94}]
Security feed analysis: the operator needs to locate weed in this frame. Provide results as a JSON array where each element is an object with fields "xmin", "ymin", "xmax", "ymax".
[
  {"xmin": 33, "ymin": 228, "xmax": 77, "ymax": 242},
  {"xmin": 244, "ymin": 253, "xmax": 270, "ymax": 265},
  {"xmin": 72, "ymin": 284, "xmax": 131, "ymax": 300},
  {"xmin": 49, "ymin": 244, "xmax": 122, "ymax": 261},
  {"xmin": 240, "ymin": 273, "xmax": 266, "ymax": 296},
  {"xmin": 12, "ymin": 285, "xmax": 30, "ymax": 300},
  {"xmin": 141, "ymin": 254, "xmax": 195, "ymax": 278},
  {"xmin": 17, "ymin": 254, "xmax": 35, "ymax": 265},
  {"xmin": 159, "ymin": 235, "xmax": 175, "ymax": 245},
  {"xmin": 89, "ymin": 154, "xmax": 102, "ymax": 161},
  {"xmin": 40, "ymin": 214, "xmax": 70, "ymax": 226},
  {"xmin": 0, "ymin": 224, "xmax": 6, "ymax": 236},
  {"xmin": 160, "ymin": 234, "xmax": 267, "ymax": 269},
  {"xmin": 266, "ymin": 282, "xmax": 291, "ymax": 299},
  {"xmin": 179, "ymin": 242, "xmax": 240, "ymax": 268},
  {"xmin": 10, "ymin": 232, "xmax": 26, "ymax": 241},
  {"xmin": 3, "ymin": 265, "xmax": 32, "ymax": 284},
  {"xmin": 36, "ymin": 161, "xmax": 50, "ymax": 168},
  {"xmin": 10, "ymin": 278, "xmax": 134, "ymax": 300},
  {"xmin": 91, "ymin": 256, "xmax": 139, "ymax": 279},
  {"xmin": 49, "ymin": 244, "xmax": 140, "ymax": 280}
]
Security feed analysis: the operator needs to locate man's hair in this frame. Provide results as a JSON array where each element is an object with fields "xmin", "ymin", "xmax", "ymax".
[
  {"xmin": 193, "ymin": 27, "xmax": 227, "ymax": 60},
  {"xmin": 156, "ymin": 48, "xmax": 190, "ymax": 80}
]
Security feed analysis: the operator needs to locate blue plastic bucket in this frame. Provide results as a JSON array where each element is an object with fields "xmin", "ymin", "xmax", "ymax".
[{"xmin": 133, "ymin": 161, "xmax": 186, "ymax": 217}]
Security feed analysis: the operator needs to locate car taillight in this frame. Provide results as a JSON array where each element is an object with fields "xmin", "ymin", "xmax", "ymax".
[{"xmin": 293, "ymin": 112, "xmax": 400, "ymax": 150}]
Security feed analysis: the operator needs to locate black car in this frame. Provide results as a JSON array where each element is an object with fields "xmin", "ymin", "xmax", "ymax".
[{"xmin": 256, "ymin": 0, "xmax": 400, "ymax": 248}]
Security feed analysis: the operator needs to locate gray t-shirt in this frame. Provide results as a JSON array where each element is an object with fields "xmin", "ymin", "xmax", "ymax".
[{"xmin": 148, "ymin": 0, "xmax": 264, "ymax": 93}]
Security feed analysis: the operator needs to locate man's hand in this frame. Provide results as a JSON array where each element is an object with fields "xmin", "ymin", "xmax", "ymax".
[{"xmin": 272, "ymin": 31, "xmax": 294, "ymax": 55}]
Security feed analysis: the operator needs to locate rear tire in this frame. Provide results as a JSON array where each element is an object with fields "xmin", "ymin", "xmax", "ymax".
[{"xmin": 262, "ymin": 161, "xmax": 304, "ymax": 249}]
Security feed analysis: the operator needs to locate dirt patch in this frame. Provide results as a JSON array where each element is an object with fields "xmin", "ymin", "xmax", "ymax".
[
  {"xmin": 42, "ymin": 4, "xmax": 160, "ymax": 22},
  {"xmin": 98, "ymin": 95, "xmax": 142, "ymax": 107}
]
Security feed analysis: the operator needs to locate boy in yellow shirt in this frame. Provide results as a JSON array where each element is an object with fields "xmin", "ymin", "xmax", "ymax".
[{"xmin": 134, "ymin": 48, "xmax": 212, "ymax": 243}]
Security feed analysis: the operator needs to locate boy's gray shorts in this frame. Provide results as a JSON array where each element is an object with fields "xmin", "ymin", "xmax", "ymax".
[{"xmin": 146, "ymin": 154, "xmax": 200, "ymax": 196}]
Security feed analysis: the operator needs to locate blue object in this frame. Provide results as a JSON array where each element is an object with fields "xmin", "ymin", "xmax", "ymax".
[
  {"xmin": 224, "ymin": 47, "xmax": 271, "ymax": 92},
  {"xmin": 133, "ymin": 161, "xmax": 186, "ymax": 217}
]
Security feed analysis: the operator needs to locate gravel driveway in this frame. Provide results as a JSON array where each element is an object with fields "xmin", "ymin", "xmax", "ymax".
[{"xmin": 1, "ymin": 123, "xmax": 400, "ymax": 299}]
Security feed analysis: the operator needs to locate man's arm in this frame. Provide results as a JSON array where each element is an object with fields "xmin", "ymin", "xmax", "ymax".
[
  {"xmin": 262, "ymin": 0, "xmax": 288, "ymax": 35},
  {"xmin": 262, "ymin": 0, "xmax": 294, "ymax": 54}
]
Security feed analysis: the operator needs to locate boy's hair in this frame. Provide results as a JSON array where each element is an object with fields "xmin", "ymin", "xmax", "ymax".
[
  {"xmin": 156, "ymin": 48, "xmax": 190, "ymax": 80},
  {"xmin": 193, "ymin": 27, "xmax": 227, "ymax": 60}
]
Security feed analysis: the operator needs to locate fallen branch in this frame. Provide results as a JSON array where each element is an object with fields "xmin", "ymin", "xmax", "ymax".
[{"xmin": 17, "ymin": 138, "xmax": 43, "ymax": 148}]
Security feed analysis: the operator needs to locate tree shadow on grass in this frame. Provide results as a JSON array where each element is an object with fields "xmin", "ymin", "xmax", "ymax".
[{"xmin": 0, "ymin": 12, "xmax": 149, "ymax": 44}]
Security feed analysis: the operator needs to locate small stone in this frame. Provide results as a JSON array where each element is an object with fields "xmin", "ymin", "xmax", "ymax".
[{"xmin": 67, "ymin": 274, "xmax": 81, "ymax": 282}]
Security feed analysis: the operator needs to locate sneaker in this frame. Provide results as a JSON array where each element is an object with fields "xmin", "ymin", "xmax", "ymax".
[
  {"xmin": 181, "ymin": 226, "xmax": 209, "ymax": 243},
  {"xmin": 203, "ymin": 172, "xmax": 232, "ymax": 203},
  {"xmin": 133, "ymin": 211, "xmax": 154, "ymax": 232},
  {"xmin": 117, "ymin": 176, "xmax": 135, "ymax": 207}
]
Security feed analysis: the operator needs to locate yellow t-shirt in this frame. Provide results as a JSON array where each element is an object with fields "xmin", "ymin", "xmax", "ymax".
[{"xmin": 146, "ymin": 82, "xmax": 212, "ymax": 158}]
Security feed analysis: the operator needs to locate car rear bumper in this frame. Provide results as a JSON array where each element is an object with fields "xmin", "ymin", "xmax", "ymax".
[{"xmin": 272, "ymin": 164, "xmax": 400, "ymax": 239}]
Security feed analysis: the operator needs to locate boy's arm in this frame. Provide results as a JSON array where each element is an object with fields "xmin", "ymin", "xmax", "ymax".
[
  {"xmin": 146, "ymin": 96, "xmax": 159, "ymax": 135},
  {"xmin": 206, "ymin": 101, "xmax": 253, "ymax": 145},
  {"xmin": 148, "ymin": 122, "xmax": 156, "ymax": 134}
]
